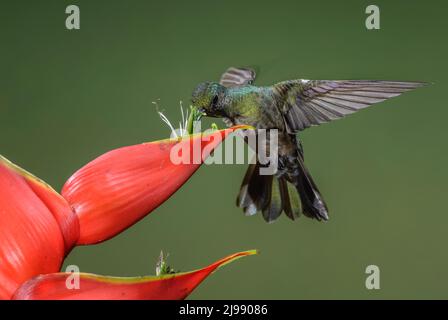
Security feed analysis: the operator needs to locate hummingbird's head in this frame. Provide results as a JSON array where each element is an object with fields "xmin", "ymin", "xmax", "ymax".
[{"xmin": 191, "ymin": 82, "xmax": 227, "ymax": 118}]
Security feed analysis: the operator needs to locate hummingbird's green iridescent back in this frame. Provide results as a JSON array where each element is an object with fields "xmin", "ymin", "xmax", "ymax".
[{"xmin": 223, "ymin": 85, "xmax": 286, "ymax": 130}]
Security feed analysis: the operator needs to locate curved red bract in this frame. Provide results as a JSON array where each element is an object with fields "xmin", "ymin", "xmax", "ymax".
[
  {"xmin": 0, "ymin": 157, "xmax": 68, "ymax": 299},
  {"xmin": 62, "ymin": 127, "xmax": 247, "ymax": 245},
  {"xmin": 12, "ymin": 250, "xmax": 256, "ymax": 300}
]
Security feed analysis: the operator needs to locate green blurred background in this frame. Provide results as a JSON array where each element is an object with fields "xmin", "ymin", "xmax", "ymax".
[{"xmin": 0, "ymin": 0, "xmax": 446, "ymax": 299}]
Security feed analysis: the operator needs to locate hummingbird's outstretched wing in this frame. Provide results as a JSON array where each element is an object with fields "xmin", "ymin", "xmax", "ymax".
[
  {"xmin": 220, "ymin": 67, "xmax": 256, "ymax": 87},
  {"xmin": 273, "ymin": 80, "xmax": 427, "ymax": 132}
]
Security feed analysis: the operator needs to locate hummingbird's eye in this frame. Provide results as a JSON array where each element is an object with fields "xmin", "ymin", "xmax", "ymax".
[{"xmin": 211, "ymin": 95, "xmax": 219, "ymax": 106}]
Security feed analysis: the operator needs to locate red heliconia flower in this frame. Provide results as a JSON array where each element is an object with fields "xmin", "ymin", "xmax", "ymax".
[
  {"xmin": 12, "ymin": 250, "xmax": 256, "ymax": 300},
  {"xmin": 0, "ymin": 125, "xmax": 254, "ymax": 300},
  {"xmin": 62, "ymin": 126, "xmax": 249, "ymax": 245}
]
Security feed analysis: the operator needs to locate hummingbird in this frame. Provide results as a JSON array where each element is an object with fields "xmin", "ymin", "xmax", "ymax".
[{"xmin": 192, "ymin": 67, "xmax": 426, "ymax": 223}]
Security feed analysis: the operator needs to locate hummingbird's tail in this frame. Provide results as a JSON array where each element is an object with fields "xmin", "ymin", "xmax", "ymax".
[{"xmin": 236, "ymin": 154, "xmax": 329, "ymax": 222}]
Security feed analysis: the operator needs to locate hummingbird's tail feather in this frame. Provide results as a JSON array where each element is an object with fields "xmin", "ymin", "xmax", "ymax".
[
  {"xmin": 261, "ymin": 175, "xmax": 283, "ymax": 222},
  {"xmin": 237, "ymin": 163, "xmax": 271, "ymax": 217},
  {"xmin": 278, "ymin": 178, "xmax": 301, "ymax": 221},
  {"xmin": 293, "ymin": 153, "xmax": 329, "ymax": 221}
]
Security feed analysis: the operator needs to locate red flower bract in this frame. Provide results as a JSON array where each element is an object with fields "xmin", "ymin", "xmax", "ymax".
[
  {"xmin": 12, "ymin": 250, "xmax": 256, "ymax": 300},
  {"xmin": 62, "ymin": 126, "xmax": 248, "ymax": 245},
  {"xmin": 0, "ymin": 156, "xmax": 75, "ymax": 299}
]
